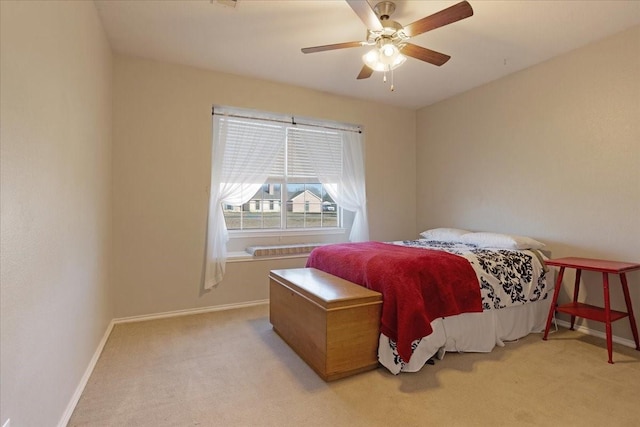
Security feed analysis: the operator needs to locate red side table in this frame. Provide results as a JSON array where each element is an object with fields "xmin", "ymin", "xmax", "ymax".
[{"xmin": 542, "ymin": 257, "xmax": 640, "ymax": 363}]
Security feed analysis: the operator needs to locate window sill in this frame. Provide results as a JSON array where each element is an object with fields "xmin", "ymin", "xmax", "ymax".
[
  {"xmin": 228, "ymin": 228, "xmax": 346, "ymax": 239},
  {"xmin": 226, "ymin": 228, "xmax": 347, "ymax": 258},
  {"xmin": 227, "ymin": 251, "xmax": 310, "ymax": 263}
]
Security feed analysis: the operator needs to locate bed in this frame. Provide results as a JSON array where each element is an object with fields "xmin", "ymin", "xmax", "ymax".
[{"xmin": 305, "ymin": 229, "xmax": 552, "ymax": 374}]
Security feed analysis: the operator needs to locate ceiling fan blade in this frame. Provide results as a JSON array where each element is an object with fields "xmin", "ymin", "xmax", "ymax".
[
  {"xmin": 346, "ymin": 0, "xmax": 383, "ymax": 31},
  {"xmin": 401, "ymin": 43, "xmax": 451, "ymax": 66},
  {"xmin": 403, "ymin": 1, "xmax": 473, "ymax": 38},
  {"xmin": 356, "ymin": 65, "xmax": 374, "ymax": 80},
  {"xmin": 301, "ymin": 41, "xmax": 364, "ymax": 54}
]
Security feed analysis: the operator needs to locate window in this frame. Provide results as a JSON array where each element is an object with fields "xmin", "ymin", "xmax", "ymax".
[
  {"xmin": 221, "ymin": 126, "xmax": 342, "ymax": 231},
  {"xmin": 204, "ymin": 106, "xmax": 368, "ymax": 289}
]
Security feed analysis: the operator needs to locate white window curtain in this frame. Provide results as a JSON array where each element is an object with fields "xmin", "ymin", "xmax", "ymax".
[
  {"xmin": 204, "ymin": 115, "xmax": 285, "ymax": 289},
  {"xmin": 204, "ymin": 108, "xmax": 368, "ymax": 289},
  {"xmin": 289, "ymin": 126, "xmax": 369, "ymax": 242}
]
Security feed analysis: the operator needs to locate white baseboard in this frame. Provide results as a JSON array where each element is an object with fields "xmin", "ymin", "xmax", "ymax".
[
  {"xmin": 555, "ymin": 319, "xmax": 637, "ymax": 348},
  {"xmin": 57, "ymin": 319, "xmax": 115, "ymax": 427},
  {"xmin": 112, "ymin": 299, "xmax": 269, "ymax": 324},
  {"xmin": 58, "ymin": 300, "xmax": 269, "ymax": 426}
]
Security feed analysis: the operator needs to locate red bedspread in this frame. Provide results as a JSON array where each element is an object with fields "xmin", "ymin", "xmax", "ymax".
[{"xmin": 306, "ymin": 241, "xmax": 482, "ymax": 362}]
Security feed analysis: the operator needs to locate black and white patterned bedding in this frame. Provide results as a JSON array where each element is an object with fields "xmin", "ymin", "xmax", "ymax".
[
  {"xmin": 391, "ymin": 239, "xmax": 549, "ymax": 311},
  {"xmin": 380, "ymin": 239, "xmax": 550, "ymax": 372}
]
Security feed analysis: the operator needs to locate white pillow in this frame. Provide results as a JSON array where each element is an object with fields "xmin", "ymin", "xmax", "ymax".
[
  {"xmin": 419, "ymin": 227, "xmax": 470, "ymax": 242},
  {"xmin": 460, "ymin": 232, "xmax": 545, "ymax": 250}
]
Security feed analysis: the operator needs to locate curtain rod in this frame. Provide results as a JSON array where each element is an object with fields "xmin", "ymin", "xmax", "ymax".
[{"xmin": 212, "ymin": 109, "xmax": 362, "ymax": 134}]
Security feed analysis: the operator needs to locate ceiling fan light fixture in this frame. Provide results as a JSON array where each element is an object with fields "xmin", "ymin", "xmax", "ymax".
[
  {"xmin": 362, "ymin": 42, "xmax": 406, "ymax": 72},
  {"xmin": 387, "ymin": 50, "xmax": 406, "ymax": 68},
  {"xmin": 380, "ymin": 42, "xmax": 396, "ymax": 57}
]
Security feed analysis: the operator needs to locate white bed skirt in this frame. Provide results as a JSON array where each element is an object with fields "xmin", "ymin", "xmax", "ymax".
[{"xmin": 378, "ymin": 297, "xmax": 553, "ymax": 374}]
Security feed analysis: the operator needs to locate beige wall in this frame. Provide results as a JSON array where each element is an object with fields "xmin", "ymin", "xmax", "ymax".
[
  {"xmin": 416, "ymin": 26, "xmax": 640, "ymax": 342},
  {"xmin": 2, "ymin": 3, "xmax": 636, "ymax": 423},
  {"xmin": 112, "ymin": 55, "xmax": 416, "ymax": 318},
  {"xmin": 0, "ymin": 1, "xmax": 113, "ymax": 426}
]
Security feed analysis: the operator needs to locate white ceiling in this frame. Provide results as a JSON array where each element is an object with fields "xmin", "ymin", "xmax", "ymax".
[{"xmin": 95, "ymin": 0, "xmax": 640, "ymax": 109}]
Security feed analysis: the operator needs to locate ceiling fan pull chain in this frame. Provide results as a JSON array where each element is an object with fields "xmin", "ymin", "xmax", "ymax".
[
  {"xmin": 390, "ymin": 67, "xmax": 395, "ymax": 92},
  {"xmin": 383, "ymin": 70, "xmax": 387, "ymax": 83}
]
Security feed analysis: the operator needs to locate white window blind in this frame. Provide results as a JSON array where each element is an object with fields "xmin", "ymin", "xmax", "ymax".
[
  {"xmin": 218, "ymin": 117, "xmax": 285, "ymax": 182},
  {"xmin": 220, "ymin": 122, "xmax": 344, "ymax": 183},
  {"xmin": 287, "ymin": 127, "xmax": 343, "ymax": 180}
]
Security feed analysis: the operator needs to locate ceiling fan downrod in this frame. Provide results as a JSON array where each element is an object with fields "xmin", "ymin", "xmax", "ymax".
[{"xmin": 374, "ymin": 1, "xmax": 396, "ymax": 21}]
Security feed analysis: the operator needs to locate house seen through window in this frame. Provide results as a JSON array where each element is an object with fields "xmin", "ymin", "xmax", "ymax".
[{"xmin": 223, "ymin": 181, "xmax": 339, "ymax": 230}]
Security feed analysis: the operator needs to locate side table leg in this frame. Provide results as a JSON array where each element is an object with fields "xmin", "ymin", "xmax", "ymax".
[
  {"xmin": 619, "ymin": 273, "xmax": 640, "ymax": 350},
  {"xmin": 602, "ymin": 272, "xmax": 614, "ymax": 364},
  {"xmin": 543, "ymin": 266, "xmax": 565, "ymax": 340},
  {"xmin": 570, "ymin": 269, "xmax": 582, "ymax": 330}
]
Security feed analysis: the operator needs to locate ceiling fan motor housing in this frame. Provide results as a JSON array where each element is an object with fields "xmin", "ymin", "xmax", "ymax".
[
  {"xmin": 366, "ymin": 19, "xmax": 407, "ymax": 45},
  {"xmin": 374, "ymin": 1, "xmax": 396, "ymax": 20}
]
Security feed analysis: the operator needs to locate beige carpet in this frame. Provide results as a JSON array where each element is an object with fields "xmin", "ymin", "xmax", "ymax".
[{"xmin": 69, "ymin": 304, "xmax": 640, "ymax": 427}]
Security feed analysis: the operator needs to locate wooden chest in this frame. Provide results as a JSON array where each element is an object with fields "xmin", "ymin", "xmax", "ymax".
[{"xmin": 269, "ymin": 268, "xmax": 382, "ymax": 381}]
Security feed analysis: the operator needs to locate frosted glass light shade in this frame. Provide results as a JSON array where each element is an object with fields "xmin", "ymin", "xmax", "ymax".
[{"xmin": 362, "ymin": 44, "xmax": 406, "ymax": 72}]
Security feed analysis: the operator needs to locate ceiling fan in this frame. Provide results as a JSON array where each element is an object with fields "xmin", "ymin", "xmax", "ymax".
[{"xmin": 301, "ymin": 0, "xmax": 474, "ymax": 88}]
